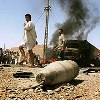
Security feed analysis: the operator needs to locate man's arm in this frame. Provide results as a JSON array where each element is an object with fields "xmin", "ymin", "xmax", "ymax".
[
  {"xmin": 61, "ymin": 34, "xmax": 65, "ymax": 51},
  {"xmin": 61, "ymin": 41, "xmax": 65, "ymax": 51},
  {"xmin": 24, "ymin": 22, "xmax": 33, "ymax": 31},
  {"xmin": 54, "ymin": 45, "xmax": 58, "ymax": 51}
]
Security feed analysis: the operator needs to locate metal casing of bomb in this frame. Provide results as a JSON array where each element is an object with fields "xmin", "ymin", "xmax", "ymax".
[{"xmin": 36, "ymin": 60, "xmax": 79, "ymax": 85}]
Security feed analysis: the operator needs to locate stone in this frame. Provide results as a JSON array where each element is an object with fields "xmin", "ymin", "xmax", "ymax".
[
  {"xmin": 28, "ymin": 89, "xmax": 33, "ymax": 93},
  {"xmin": 9, "ymin": 93, "xmax": 16, "ymax": 98}
]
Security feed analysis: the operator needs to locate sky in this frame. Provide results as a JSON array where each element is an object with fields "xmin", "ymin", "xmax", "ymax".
[{"xmin": 0, "ymin": 0, "xmax": 100, "ymax": 49}]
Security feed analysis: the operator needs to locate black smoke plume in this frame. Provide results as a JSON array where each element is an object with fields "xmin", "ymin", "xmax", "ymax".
[{"xmin": 50, "ymin": 0, "xmax": 99, "ymax": 45}]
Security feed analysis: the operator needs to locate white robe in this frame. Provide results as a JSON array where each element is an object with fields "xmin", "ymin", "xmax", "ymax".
[{"xmin": 23, "ymin": 21, "xmax": 36, "ymax": 47}]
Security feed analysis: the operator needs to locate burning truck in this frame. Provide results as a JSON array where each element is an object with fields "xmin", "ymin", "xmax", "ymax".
[
  {"xmin": 63, "ymin": 40, "xmax": 100, "ymax": 67},
  {"xmin": 49, "ymin": 0, "xmax": 100, "ymax": 67},
  {"xmin": 46, "ymin": 40, "xmax": 100, "ymax": 67}
]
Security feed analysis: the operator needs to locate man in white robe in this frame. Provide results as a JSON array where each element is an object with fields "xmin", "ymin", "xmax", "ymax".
[{"xmin": 19, "ymin": 14, "xmax": 37, "ymax": 67}]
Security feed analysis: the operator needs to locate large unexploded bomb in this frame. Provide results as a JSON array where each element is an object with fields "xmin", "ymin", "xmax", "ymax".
[{"xmin": 36, "ymin": 60, "xmax": 79, "ymax": 85}]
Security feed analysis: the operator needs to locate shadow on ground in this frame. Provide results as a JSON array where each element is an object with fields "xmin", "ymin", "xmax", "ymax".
[
  {"xmin": 41, "ymin": 79, "xmax": 84, "ymax": 91},
  {"xmin": 69, "ymin": 79, "xmax": 84, "ymax": 86}
]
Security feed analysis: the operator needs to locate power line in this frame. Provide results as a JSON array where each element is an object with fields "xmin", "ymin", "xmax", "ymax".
[
  {"xmin": 51, "ymin": 8, "xmax": 63, "ymax": 23},
  {"xmin": 38, "ymin": 21, "xmax": 45, "ymax": 32},
  {"xmin": 51, "ymin": 0, "xmax": 63, "ymax": 22},
  {"xmin": 50, "ymin": 12, "xmax": 59, "ymax": 24},
  {"xmin": 35, "ymin": 11, "xmax": 45, "ymax": 25}
]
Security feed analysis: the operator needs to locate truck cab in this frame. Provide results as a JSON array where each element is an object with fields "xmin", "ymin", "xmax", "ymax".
[{"xmin": 64, "ymin": 40, "xmax": 100, "ymax": 67}]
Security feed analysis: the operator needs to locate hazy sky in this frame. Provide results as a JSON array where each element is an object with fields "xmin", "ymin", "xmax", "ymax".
[{"xmin": 0, "ymin": 0, "xmax": 100, "ymax": 49}]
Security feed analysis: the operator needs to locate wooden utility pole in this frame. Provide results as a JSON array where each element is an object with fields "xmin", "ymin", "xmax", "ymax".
[{"xmin": 43, "ymin": 0, "xmax": 51, "ymax": 62}]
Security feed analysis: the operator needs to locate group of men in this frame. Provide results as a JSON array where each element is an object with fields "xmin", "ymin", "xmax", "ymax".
[
  {"xmin": 0, "ymin": 50, "xmax": 19, "ymax": 64},
  {"xmin": 19, "ymin": 14, "xmax": 65, "ymax": 67}
]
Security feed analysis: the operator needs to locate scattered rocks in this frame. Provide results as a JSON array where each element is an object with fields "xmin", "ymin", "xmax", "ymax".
[
  {"xmin": 55, "ymin": 87, "xmax": 61, "ymax": 92},
  {"xmin": 9, "ymin": 93, "xmax": 16, "ymax": 99},
  {"xmin": 0, "ymin": 66, "xmax": 100, "ymax": 100},
  {"xmin": 28, "ymin": 89, "xmax": 33, "ymax": 93}
]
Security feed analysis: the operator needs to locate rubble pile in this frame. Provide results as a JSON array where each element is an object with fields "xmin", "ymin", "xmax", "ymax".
[{"xmin": 0, "ymin": 65, "xmax": 100, "ymax": 100}]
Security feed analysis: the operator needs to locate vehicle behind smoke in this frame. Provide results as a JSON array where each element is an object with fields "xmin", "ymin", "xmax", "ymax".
[{"xmin": 64, "ymin": 40, "xmax": 100, "ymax": 67}]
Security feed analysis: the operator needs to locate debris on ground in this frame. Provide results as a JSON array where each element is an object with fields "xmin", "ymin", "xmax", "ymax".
[{"xmin": 0, "ymin": 65, "xmax": 100, "ymax": 100}]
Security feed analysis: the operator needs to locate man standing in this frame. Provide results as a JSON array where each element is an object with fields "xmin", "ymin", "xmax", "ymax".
[
  {"xmin": 19, "ymin": 14, "xmax": 37, "ymax": 67},
  {"xmin": 54, "ymin": 29, "xmax": 65, "ymax": 60}
]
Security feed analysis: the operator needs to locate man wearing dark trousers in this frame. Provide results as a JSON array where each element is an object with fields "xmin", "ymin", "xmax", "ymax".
[{"xmin": 54, "ymin": 29, "xmax": 65, "ymax": 60}]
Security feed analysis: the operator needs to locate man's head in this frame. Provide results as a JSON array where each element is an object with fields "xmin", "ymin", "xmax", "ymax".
[
  {"xmin": 25, "ymin": 14, "xmax": 31, "ymax": 22},
  {"xmin": 58, "ymin": 28, "xmax": 63, "ymax": 35}
]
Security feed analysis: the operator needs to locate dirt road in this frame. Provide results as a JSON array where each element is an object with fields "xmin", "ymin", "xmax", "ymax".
[{"xmin": 0, "ymin": 65, "xmax": 100, "ymax": 100}]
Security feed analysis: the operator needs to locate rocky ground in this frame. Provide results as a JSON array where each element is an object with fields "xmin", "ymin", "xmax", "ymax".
[{"xmin": 0, "ymin": 64, "xmax": 100, "ymax": 100}]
